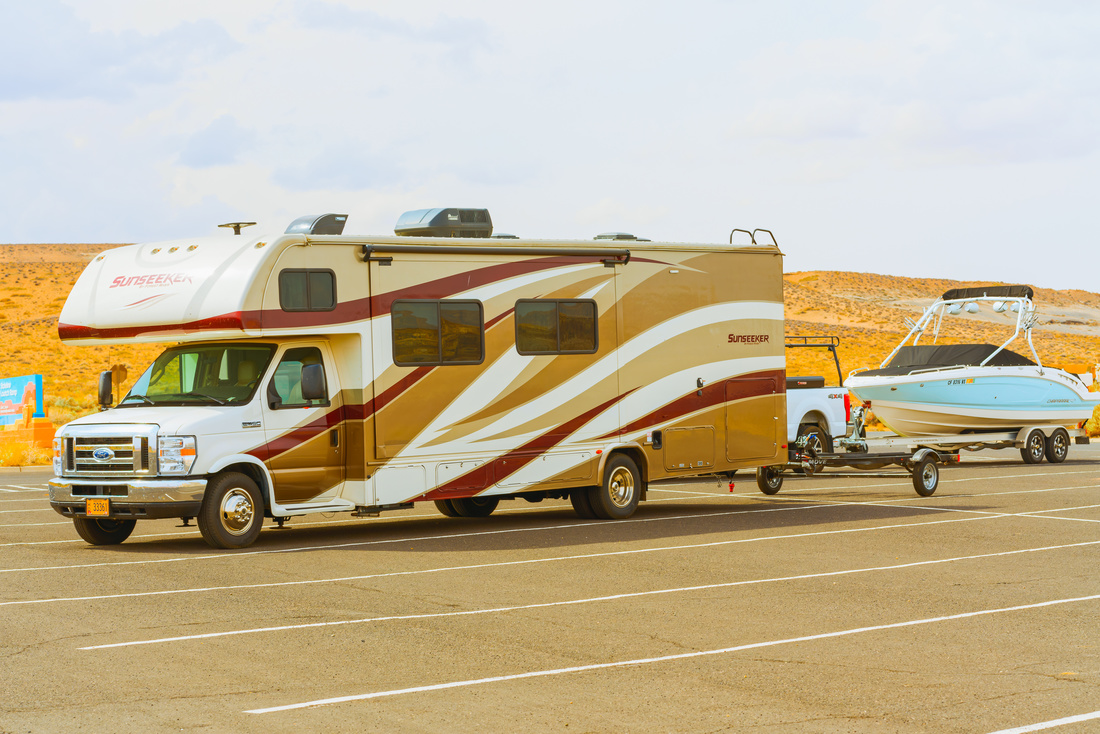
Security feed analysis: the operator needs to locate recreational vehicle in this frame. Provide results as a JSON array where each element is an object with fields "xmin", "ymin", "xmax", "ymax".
[{"xmin": 49, "ymin": 211, "xmax": 787, "ymax": 548}]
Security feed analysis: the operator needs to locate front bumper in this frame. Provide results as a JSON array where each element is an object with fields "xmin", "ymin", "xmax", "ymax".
[{"xmin": 49, "ymin": 477, "xmax": 207, "ymax": 520}]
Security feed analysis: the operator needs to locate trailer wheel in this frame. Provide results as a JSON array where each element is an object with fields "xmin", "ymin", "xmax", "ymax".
[
  {"xmin": 198, "ymin": 472, "xmax": 263, "ymax": 549},
  {"xmin": 448, "ymin": 496, "xmax": 499, "ymax": 517},
  {"xmin": 570, "ymin": 488, "xmax": 598, "ymax": 519},
  {"xmin": 72, "ymin": 517, "xmax": 136, "ymax": 545},
  {"xmin": 1020, "ymin": 429, "xmax": 1046, "ymax": 464},
  {"xmin": 911, "ymin": 456, "xmax": 938, "ymax": 497},
  {"xmin": 756, "ymin": 466, "xmax": 783, "ymax": 495},
  {"xmin": 589, "ymin": 455, "xmax": 640, "ymax": 519},
  {"xmin": 434, "ymin": 500, "xmax": 460, "ymax": 517},
  {"xmin": 1045, "ymin": 428, "xmax": 1070, "ymax": 464}
]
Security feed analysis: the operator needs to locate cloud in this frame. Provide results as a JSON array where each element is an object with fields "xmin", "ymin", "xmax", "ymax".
[
  {"xmin": 178, "ymin": 115, "xmax": 256, "ymax": 168},
  {"xmin": 0, "ymin": 0, "xmax": 238, "ymax": 101}
]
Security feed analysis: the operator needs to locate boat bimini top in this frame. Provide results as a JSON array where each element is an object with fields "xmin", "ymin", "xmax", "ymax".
[{"xmin": 853, "ymin": 285, "xmax": 1042, "ymax": 379}]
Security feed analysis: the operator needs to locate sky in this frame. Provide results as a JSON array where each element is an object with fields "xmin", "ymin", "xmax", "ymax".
[{"xmin": 2, "ymin": 0, "xmax": 1098, "ymax": 291}]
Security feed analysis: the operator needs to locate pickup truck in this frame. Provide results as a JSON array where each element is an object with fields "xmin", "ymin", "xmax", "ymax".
[{"xmin": 785, "ymin": 336, "xmax": 851, "ymax": 456}]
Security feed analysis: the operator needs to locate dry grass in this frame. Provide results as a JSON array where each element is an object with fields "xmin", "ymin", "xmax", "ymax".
[{"xmin": 0, "ymin": 441, "xmax": 51, "ymax": 467}]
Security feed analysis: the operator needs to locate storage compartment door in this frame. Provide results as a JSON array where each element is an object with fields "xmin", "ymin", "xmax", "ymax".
[{"xmin": 725, "ymin": 377, "xmax": 781, "ymax": 461}]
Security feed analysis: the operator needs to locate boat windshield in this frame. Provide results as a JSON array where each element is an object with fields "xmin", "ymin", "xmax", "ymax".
[{"xmin": 118, "ymin": 343, "xmax": 276, "ymax": 408}]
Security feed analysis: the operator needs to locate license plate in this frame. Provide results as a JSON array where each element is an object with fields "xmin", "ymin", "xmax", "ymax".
[{"xmin": 86, "ymin": 498, "xmax": 110, "ymax": 517}]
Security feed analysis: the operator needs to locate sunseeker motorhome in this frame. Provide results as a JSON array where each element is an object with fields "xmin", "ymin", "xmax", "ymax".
[{"xmin": 49, "ymin": 211, "xmax": 788, "ymax": 548}]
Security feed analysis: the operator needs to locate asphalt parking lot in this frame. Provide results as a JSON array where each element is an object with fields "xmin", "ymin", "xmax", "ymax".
[{"xmin": 2, "ymin": 446, "xmax": 1099, "ymax": 733}]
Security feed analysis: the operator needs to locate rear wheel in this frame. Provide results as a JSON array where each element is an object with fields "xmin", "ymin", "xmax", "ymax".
[
  {"xmin": 756, "ymin": 466, "xmax": 783, "ymax": 495},
  {"xmin": 198, "ymin": 472, "xmax": 264, "ymax": 549},
  {"xmin": 434, "ymin": 499, "xmax": 460, "ymax": 517},
  {"xmin": 1020, "ymin": 429, "xmax": 1046, "ymax": 464},
  {"xmin": 72, "ymin": 517, "xmax": 136, "ymax": 545},
  {"xmin": 911, "ymin": 456, "xmax": 938, "ymax": 497},
  {"xmin": 1045, "ymin": 428, "xmax": 1070, "ymax": 464},
  {"xmin": 797, "ymin": 424, "xmax": 833, "ymax": 455},
  {"xmin": 448, "ymin": 496, "xmax": 499, "ymax": 517},
  {"xmin": 570, "ymin": 488, "xmax": 598, "ymax": 519},
  {"xmin": 589, "ymin": 455, "xmax": 641, "ymax": 519}
]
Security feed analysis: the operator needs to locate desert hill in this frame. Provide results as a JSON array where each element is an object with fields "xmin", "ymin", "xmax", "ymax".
[{"xmin": 1, "ymin": 244, "xmax": 1098, "ymax": 427}]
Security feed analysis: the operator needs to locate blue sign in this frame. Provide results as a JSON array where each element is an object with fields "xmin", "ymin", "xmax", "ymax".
[{"xmin": 0, "ymin": 374, "xmax": 44, "ymax": 426}]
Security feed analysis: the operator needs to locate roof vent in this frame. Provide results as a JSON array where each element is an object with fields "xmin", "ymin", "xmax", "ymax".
[
  {"xmin": 595, "ymin": 232, "xmax": 649, "ymax": 242},
  {"xmin": 491, "ymin": 233, "xmax": 519, "ymax": 239},
  {"xmin": 395, "ymin": 208, "xmax": 492, "ymax": 238},
  {"xmin": 285, "ymin": 213, "xmax": 348, "ymax": 236}
]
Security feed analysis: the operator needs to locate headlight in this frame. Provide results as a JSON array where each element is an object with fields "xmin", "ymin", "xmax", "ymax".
[
  {"xmin": 52, "ymin": 437, "xmax": 64, "ymax": 475},
  {"xmin": 158, "ymin": 436, "xmax": 197, "ymax": 475}
]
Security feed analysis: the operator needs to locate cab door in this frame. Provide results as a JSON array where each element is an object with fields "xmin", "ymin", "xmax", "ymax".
[{"xmin": 260, "ymin": 342, "xmax": 346, "ymax": 504}]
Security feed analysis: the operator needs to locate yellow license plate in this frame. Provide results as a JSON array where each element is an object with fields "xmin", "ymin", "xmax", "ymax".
[{"xmin": 86, "ymin": 498, "xmax": 110, "ymax": 517}]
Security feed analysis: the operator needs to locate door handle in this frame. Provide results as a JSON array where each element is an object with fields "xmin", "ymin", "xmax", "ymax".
[{"xmin": 330, "ymin": 429, "xmax": 339, "ymax": 448}]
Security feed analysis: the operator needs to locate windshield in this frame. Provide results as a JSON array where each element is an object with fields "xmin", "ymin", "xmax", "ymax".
[{"xmin": 119, "ymin": 343, "xmax": 276, "ymax": 407}]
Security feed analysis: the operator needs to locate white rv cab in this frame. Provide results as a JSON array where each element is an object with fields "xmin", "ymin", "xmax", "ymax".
[{"xmin": 50, "ymin": 210, "xmax": 787, "ymax": 548}]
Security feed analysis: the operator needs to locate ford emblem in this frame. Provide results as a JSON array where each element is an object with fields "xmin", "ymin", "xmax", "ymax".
[{"xmin": 92, "ymin": 447, "xmax": 115, "ymax": 462}]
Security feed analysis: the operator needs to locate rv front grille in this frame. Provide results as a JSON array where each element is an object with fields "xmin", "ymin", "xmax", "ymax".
[{"xmin": 62, "ymin": 430, "xmax": 156, "ymax": 477}]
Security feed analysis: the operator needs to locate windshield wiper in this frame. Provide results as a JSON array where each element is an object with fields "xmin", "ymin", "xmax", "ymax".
[
  {"xmin": 120, "ymin": 394, "xmax": 155, "ymax": 405},
  {"xmin": 189, "ymin": 392, "xmax": 228, "ymax": 405}
]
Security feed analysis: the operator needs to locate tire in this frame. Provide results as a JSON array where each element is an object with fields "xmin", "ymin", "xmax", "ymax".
[
  {"xmin": 1045, "ymin": 428, "xmax": 1070, "ymax": 464},
  {"xmin": 434, "ymin": 499, "xmax": 460, "ymax": 517},
  {"xmin": 72, "ymin": 517, "xmax": 136, "ymax": 545},
  {"xmin": 796, "ymin": 424, "xmax": 833, "ymax": 456},
  {"xmin": 448, "ymin": 496, "xmax": 499, "ymax": 517},
  {"xmin": 1020, "ymin": 429, "xmax": 1046, "ymax": 464},
  {"xmin": 198, "ymin": 472, "xmax": 264, "ymax": 549},
  {"xmin": 756, "ymin": 466, "xmax": 783, "ymax": 495},
  {"xmin": 570, "ymin": 488, "xmax": 598, "ymax": 519},
  {"xmin": 589, "ymin": 455, "xmax": 641, "ymax": 519},
  {"xmin": 912, "ymin": 456, "xmax": 938, "ymax": 497}
]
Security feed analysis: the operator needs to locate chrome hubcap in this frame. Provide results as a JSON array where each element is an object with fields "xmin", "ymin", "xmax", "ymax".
[
  {"xmin": 608, "ymin": 468, "xmax": 635, "ymax": 508},
  {"xmin": 220, "ymin": 489, "xmax": 254, "ymax": 535},
  {"xmin": 921, "ymin": 464, "xmax": 936, "ymax": 487}
]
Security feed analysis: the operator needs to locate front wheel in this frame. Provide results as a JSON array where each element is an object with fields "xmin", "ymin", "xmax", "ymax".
[
  {"xmin": 73, "ymin": 517, "xmax": 136, "ymax": 545},
  {"xmin": 1020, "ymin": 429, "xmax": 1046, "ymax": 464},
  {"xmin": 589, "ymin": 455, "xmax": 641, "ymax": 519},
  {"xmin": 1045, "ymin": 428, "xmax": 1070, "ymax": 464},
  {"xmin": 756, "ymin": 466, "xmax": 783, "ymax": 495},
  {"xmin": 198, "ymin": 472, "xmax": 264, "ymax": 549}
]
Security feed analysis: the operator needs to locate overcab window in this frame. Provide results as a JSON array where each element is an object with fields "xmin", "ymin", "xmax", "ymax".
[
  {"xmin": 515, "ymin": 300, "xmax": 598, "ymax": 354},
  {"xmin": 392, "ymin": 300, "xmax": 484, "ymax": 366},
  {"xmin": 279, "ymin": 269, "xmax": 336, "ymax": 311}
]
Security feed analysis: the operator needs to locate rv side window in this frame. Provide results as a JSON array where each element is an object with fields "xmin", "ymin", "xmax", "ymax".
[
  {"xmin": 267, "ymin": 346, "xmax": 329, "ymax": 409},
  {"xmin": 515, "ymin": 300, "xmax": 598, "ymax": 355},
  {"xmin": 279, "ymin": 269, "xmax": 336, "ymax": 312},
  {"xmin": 392, "ymin": 300, "xmax": 484, "ymax": 366}
]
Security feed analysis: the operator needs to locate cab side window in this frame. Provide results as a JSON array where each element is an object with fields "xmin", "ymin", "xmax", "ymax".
[{"xmin": 267, "ymin": 346, "xmax": 329, "ymax": 409}]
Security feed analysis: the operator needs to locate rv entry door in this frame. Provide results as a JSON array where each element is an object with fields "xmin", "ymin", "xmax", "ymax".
[{"xmin": 260, "ymin": 343, "xmax": 346, "ymax": 504}]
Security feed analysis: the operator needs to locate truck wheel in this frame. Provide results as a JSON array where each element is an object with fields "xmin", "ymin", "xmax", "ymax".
[
  {"xmin": 589, "ymin": 455, "xmax": 640, "ymax": 519},
  {"xmin": 797, "ymin": 424, "xmax": 833, "ymax": 455},
  {"xmin": 73, "ymin": 517, "xmax": 136, "ymax": 545},
  {"xmin": 1020, "ymin": 429, "xmax": 1046, "ymax": 464},
  {"xmin": 1045, "ymin": 428, "xmax": 1069, "ymax": 464},
  {"xmin": 198, "ymin": 472, "xmax": 263, "ymax": 549},
  {"xmin": 434, "ymin": 499, "xmax": 460, "ymax": 517},
  {"xmin": 912, "ymin": 456, "xmax": 938, "ymax": 497},
  {"xmin": 570, "ymin": 488, "xmax": 598, "ymax": 519},
  {"xmin": 756, "ymin": 466, "xmax": 783, "ymax": 495},
  {"xmin": 448, "ymin": 496, "xmax": 499, "ymax": 517}
]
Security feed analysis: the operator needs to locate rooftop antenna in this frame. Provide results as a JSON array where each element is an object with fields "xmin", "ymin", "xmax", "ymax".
[{"xmin": 218, "ymin": 221, "xmax": 257, "ymax": 235}]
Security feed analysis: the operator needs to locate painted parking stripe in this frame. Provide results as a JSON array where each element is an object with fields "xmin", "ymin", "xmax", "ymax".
[
  {"xmin": 0, "ymin": 513, "xmax": 1008, "ymax": 607},
  {"xmin": 986, "ymin": 710, "xmax": 1100, "ymax": 733},
  {"xmin": 79, "ymin": 539, "xmax": 1100, "ymax": 650},
  {"xmin": 244, "ymin": 592, "xmax": 1100, "ymax": 713}
]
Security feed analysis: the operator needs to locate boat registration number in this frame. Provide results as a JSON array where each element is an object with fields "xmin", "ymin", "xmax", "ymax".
[{"xmin": 86, "ymin": 498, "xmax": 110, "ymax": 516}]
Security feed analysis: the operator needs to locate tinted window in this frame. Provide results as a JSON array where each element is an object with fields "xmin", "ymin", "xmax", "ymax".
[
  {"xmin": 279, "ymin": 270, "xmax": 336, "ymax": 312},
  {"xmin": 392, "ymin": 300, "xmax": 484, "ymax": 366},
  {"xmin": 516, "ymin": 300, "xmax": 598, "ymax": 354},
  {"xmin": 267, "ymin": 346, "xmax": 329, "ymax": 408}
]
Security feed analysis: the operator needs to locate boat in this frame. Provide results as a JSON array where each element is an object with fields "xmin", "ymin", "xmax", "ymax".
[{"xmin": 845, "ymin": 285, "xmax": 1100, "ymax": 437}]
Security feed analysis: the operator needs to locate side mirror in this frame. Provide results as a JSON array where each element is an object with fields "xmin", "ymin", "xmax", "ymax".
[
  {"xmin": 98, "ymin": 370, "xmax": 114, "ymax": 409},
  {"xmin": 300, "ymin": 364, "xmax": 326, "ymax": 402}
]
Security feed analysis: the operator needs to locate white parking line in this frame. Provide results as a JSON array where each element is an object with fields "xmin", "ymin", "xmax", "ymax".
[
  {"xmin": 1, "ymin": 513, "xmax": 1003, "ymax": 607},
  {"xmin": 987, "ymin": 710, "xmax": 1100, "ymax": 733},
  {"xmin": 78, "ymin": 539, "xmax": 1100, "ymax": 650},
  {"xmin": 0, "ymin": 507, "xmax": 56, "ymax": 514},
  {"xmin": 244, "ymin": 592, "xmax": 1100, "ymax": 713}
]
